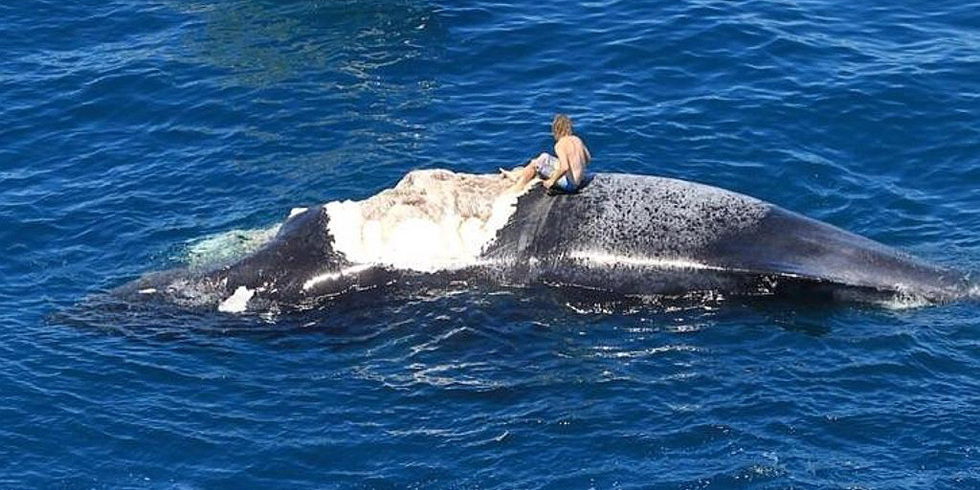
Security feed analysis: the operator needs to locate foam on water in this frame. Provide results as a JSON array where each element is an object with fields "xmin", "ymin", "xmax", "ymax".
[
  {"xmin": 876, "ymin": 288, "xmax": 934, "ymax": 310},
  {"xmin": 969, "ymin": 283, "xmax": 980, "ymax": 300},
  {"xmin": 865, "ymin": 279, "xmax": 980, "ymax": 309},
  {"xmin": 325, "ymin": 169, "xmax": 521, "ymax": 272}
]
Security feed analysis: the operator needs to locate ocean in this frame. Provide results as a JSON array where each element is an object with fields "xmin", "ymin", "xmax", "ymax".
[{"xmin": 2, "ymin": 0, "xmax": 979, "ymax": 488}]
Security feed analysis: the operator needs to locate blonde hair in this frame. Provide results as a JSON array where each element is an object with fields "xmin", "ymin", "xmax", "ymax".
[{"xmin": 552, "ymin": 114, "xmax": 573, "ymax": 140}]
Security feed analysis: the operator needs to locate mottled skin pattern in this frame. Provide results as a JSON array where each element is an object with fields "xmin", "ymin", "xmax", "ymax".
[
  {"xmin": 122, "ymin": 173, "xmax": 971, "ymax": 311},
  {"xmin": 480, "ymin": 174, "xmax": 768, "ymax": 295},
  {"xmin": 480, "ymin": 174, "xmax": 970, "ymax": 302}
]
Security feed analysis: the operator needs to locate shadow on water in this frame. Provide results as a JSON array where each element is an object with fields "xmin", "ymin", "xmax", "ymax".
[
  {"xmin": 51, "ymin": 284, "xmax": 397, "ymax": 342},
  {"xmin": 173, "ymin": 0, "xmax": 444, "ymax": 88},
  {"xmin": 52, "ymin": 279, "xmax": 905, "ymax": 345}
]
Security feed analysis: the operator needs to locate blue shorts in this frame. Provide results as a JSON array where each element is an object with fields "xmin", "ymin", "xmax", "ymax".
[{"xmin": 536, "ymin": 156, "xmax": 583, "ymax": 193}]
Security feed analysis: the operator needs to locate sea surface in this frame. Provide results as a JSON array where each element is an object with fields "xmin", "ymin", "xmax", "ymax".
[{"xmin": 2, "ymin": 0, "xmax": 980, "ymax": 488}]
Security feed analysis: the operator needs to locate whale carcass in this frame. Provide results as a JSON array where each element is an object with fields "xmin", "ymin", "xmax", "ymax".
[{"xmin": 120, "ymin": 169, "xmax": 973, "ymax": 312}]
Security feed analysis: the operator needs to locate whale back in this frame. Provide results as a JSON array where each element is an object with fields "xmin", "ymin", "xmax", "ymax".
[
  {"xmin": 703, "ymin": 207, "xmax": 969, "ymax": 301},
  {"xmin": 482, "ymin": 173, "xmax": 969, "ymax": 302},
  {"xmin": 120, "ymin": 171, "xmax": 971, "ymax": 312}
]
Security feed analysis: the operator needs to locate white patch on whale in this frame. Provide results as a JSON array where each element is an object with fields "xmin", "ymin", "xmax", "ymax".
[
  {"xmin": 325, "ymin": 169, "xmax": 522, "ymax": 272},
  {"xmin": 218, "ymin": 286, "xmax": 255, "ymax": 313},
  {"xmin": 303, "ymin": 264, "xmax": 375, "ymax": 291},
  {"xmin": 568, "ymin": 251, "xmax": 730, "ymax": 272}
]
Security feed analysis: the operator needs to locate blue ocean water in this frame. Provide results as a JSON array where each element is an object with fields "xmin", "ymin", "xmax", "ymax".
[{"xmin": 2, "ymin": 0, "xmax": 980, "ymax": 487}]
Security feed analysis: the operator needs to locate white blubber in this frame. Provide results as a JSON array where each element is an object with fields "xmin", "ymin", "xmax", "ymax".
[
  {"xmin": 326, "ymin": 169, "xmax": 522, "ymax": 272},
  {"xmin": 218, "ymin": 286, "xmax": 254, "ymax": 313}
]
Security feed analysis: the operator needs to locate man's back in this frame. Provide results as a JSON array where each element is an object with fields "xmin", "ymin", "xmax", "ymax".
[{"xmin": 555, "ymin": 135, "xmax": 591, "ymax": 185}]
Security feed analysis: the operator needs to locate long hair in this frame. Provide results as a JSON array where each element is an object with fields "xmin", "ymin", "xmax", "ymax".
[{"xmin": 552, "ymin": 114, "xmax": 573, "ymax": 140}]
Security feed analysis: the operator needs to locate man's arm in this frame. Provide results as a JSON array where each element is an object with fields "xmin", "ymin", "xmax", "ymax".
[{"xmin": 544, "ymin": 143, "xmax": 570, "ymax": 188}]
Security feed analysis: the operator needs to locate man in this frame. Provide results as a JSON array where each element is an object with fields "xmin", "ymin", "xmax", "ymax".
[{"xmin": 502, "ymin": 114, "xmax": 592, "ymax": 193}]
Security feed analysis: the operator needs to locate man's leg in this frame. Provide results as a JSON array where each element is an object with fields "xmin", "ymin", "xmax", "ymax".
[
  {"xmin": 501, "ymin": 153, "xmax": 549, "ymax": 180},
  {"xmin": 498, "ymin": 166, "xmax": 525, "ymax": 180},
  {"xmin": 506, "ymin": 163, "xmax": 534, "ymax": 192}
]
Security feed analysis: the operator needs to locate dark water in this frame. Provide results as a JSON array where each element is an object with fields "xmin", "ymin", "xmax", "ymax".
[{"xmin": 3, "ymin": 0, "xmax": 980, "ymax": 488}]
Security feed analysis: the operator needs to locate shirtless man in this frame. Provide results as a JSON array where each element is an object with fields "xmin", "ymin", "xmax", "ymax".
[{"xmin": 502, "ymin": 114, "xmax": 592, "ymax": 193}]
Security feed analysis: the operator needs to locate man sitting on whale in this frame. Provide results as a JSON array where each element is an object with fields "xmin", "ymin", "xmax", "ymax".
[{"xmin": 502, "ymin": 113, "xmax": 592, "ymax": 193}]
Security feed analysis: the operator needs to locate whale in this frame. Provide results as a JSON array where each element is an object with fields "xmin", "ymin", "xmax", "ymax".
[{"xmin": 118, "ymin": 169, "xmax": 974, "ymax": 312}]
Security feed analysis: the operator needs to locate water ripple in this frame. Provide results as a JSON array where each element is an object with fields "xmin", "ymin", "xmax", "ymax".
[{"xmin": 2, "ymin": 0, "xmax": 980, "ymax": 487}]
